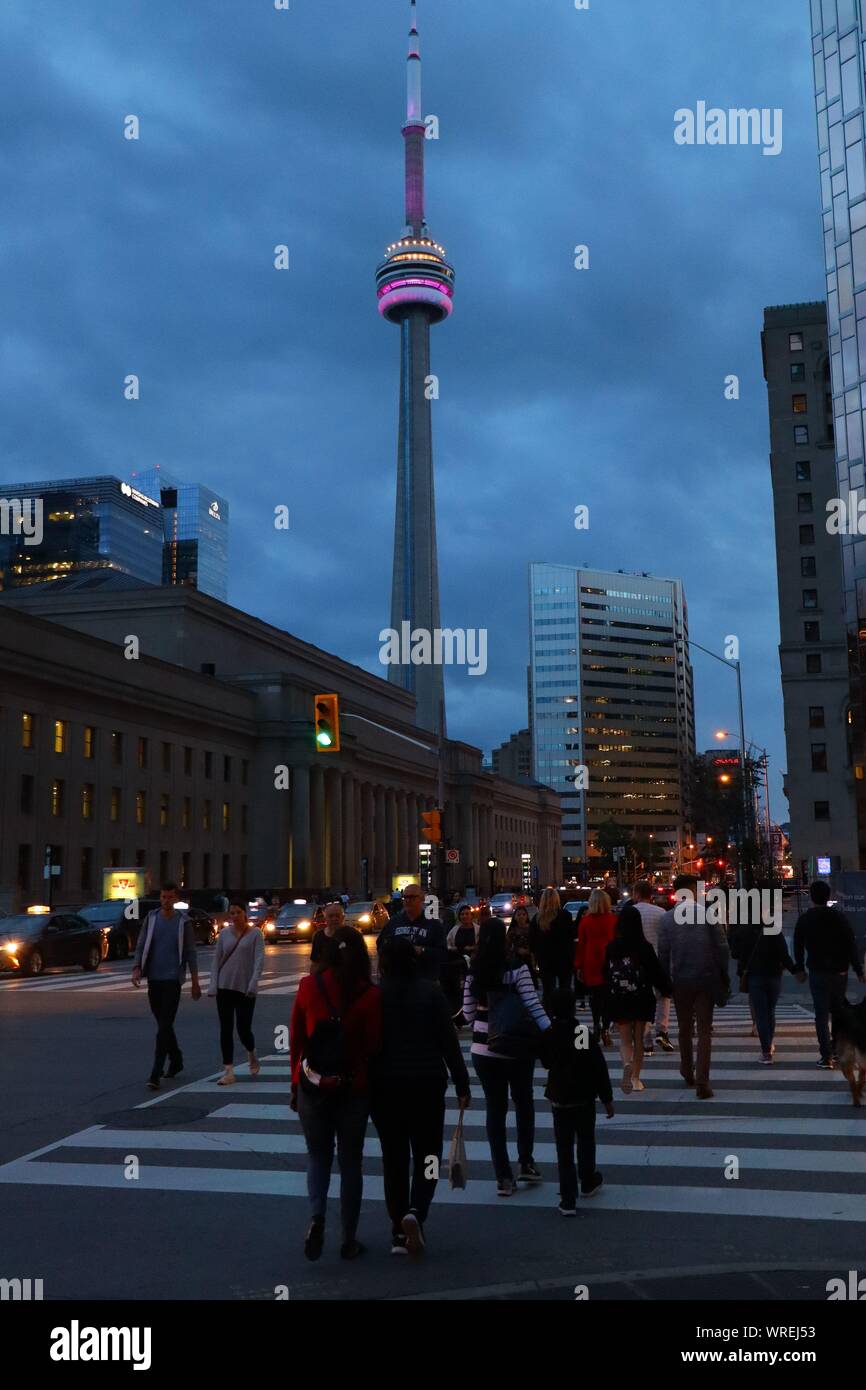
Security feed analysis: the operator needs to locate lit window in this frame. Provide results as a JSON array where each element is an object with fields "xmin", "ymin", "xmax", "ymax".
[
  {"xmin": 81, "ymin": 784, "xmax": 94, "ymax": 820},
  {"xmin": 135, "ymin": 791, "xmax": 146, "ymax": 826},
  {"xmin": 84, "ymin": 726, "xmax": 95, "ymax": 759},
  {"xmin": 792, "ymin": 394, "xmax": 808, "ymax": 414},
  {"xmin": 110, "ymin": 788, "xmax": 121, "ymax": 823},
  {"xmin": 789, "ymin": 332, "xmax": 804, "ymax": 351},
  {"xmin": 794, "ymin": 425, "xmax": 809, "ymax": 445},
  {"xmin": 51, "ymin": 780, "xmax": 64, "ymax": 817},
  {"xmin": 222, "ymin": 802, "xmax": 230, "ymax": 832},
  {"xmin": 21, "ymin": 712, "xmax": 33, "ymax": 749},
  {"xmin": 796, "ymin": 461, "xmax": 811, "ymax": 481},
  {"xmin": 790, "ymin": 363, "xmax": 805, "ymax": 382},
  {"xmin": 54, "ymin": 720, "xmax": 67, "ymax": 754}
]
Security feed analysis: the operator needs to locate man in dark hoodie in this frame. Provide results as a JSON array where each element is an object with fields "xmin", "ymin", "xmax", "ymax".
[
  {"xmin": 794, "ymin": 880, "xmax": 863, "ymax": 1068},
  {"xmin": 540, "ymin": 988, "xmax": 614, "ymax": 1215},
  {"xmin": 376, "ymin": 882, "xmax": 447, "ymax": 983}
]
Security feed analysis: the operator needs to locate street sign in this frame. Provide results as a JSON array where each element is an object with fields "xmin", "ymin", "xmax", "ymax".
[
  {"xmin": 42, "ymin": 866, "xmax": 61, "ymax": 879},
  {"xmin": 445, "ymin": 848, "xmax": 460, "ymax": 864},
  {"xmin": 613, "ymin": 847, "xmax": 626, "ymax": 861}
]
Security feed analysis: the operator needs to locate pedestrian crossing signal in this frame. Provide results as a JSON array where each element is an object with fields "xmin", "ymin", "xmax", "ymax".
[
  {"xmin": 421, "ymin": 809, "xmax": 442, "ymax": 843},
  {"xmin": 314, "ymin": 694, "xmax": 340, "ymax": 752}
]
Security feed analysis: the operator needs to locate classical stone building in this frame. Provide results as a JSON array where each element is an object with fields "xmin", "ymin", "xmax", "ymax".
[{"xmin": 0, "ymin": 587, "xmax": 560, "ymax": 909}]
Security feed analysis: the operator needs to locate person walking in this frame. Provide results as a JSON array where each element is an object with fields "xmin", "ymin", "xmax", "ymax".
[
  {"xmin": 574, "ymin": 888, "xmax": 618, "ymax": 1046},
  {"xmin": 371, "ymin": 938, "xmax": 470, "ymax": 1255},
  {"xmin": 462, "ymin": 918, "xmax": 551, "ymax": 1196},
  {"xmin": 444, "ymin": 903, "xmax": 478, "ymax": 1022},
  {"xmin": 132, "ymin": 883, "xmax": 201, "ymax": 1090},
  {"xmin": 657, "ymin": 874, "xmax": 730, "ymax": 1100},
  {"xmin": 733, "ymin": 910, "xmax": 797, "ymax": 1064},
  {"xmin": 530, "ymin": 888, "xmax": 577, "ymax": 1010},
  {"xmin": 540, "ymin": 989, "xmax": 614, "ymax": 1212},
  {"xmin": 603, "ymin": 904, "xmax": 671, "ymax": 1095},
  {"xmin": 290, "ymin": 927, "xmax": 382, "ymax": 1261},
  {"xmin": 207, "ymin": 901, "xmax": 265, "ymax": 1085},
  {"xmin": 632, "ymin": 880, "xmax": 672, "ymax": 1055},
  {"xmin": 310, "ymin": 900, "xmax": 348, "ymax": 975},
  {"xmin": 376, "ymin": 882, "xmax": 447, "ymax": 982},
  {"xmin": 793, "ymin": 880, "xmax": 864, "ymax": 1068},
  {"xmin": 506, "ymin": 904, "xmax": 537, "ymax": 984}
]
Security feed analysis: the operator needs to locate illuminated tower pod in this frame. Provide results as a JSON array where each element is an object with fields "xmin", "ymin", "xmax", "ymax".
[{"xmin": 376, "ymin": 0, "xmax": 455, "ymax": 735}]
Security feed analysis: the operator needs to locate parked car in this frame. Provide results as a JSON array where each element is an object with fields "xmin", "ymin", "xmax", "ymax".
[
  {"xmin": 268, "ymin": 903, "xmax": 316, "ymax": 944},
  {"xmin": 0, "ymin": 913, "xmax": 109, "ymax": 977},
  {"xmin": 344, "ymin": 900, "xmax": 389, "ymax": 934}
]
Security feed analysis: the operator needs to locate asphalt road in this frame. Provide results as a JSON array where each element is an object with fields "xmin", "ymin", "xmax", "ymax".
[{"xmin": 1, "ymin": 933, "xmax": 865, "ymax": 1302}]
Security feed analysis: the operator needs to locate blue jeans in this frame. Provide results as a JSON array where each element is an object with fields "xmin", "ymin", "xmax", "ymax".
[
  {"xmin": 747, "ymin": 975, "xmax": 782, "ymax": 1054},
  {"xmin": 473, "ymin": 1054, "xmax": 535, "ymax": 1180},
  {"xmin": 808, "ymin": 970, "xmax": 848, "ymax": 1061},
  {"xmin": 296, "ymin": 1083, "xmax": 369, "ymax": 1239}
]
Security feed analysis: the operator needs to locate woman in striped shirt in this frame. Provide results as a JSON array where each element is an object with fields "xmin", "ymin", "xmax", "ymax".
[{"xmin": 462, "ymin": 919, "xmax": 551, "ymax": 1196}]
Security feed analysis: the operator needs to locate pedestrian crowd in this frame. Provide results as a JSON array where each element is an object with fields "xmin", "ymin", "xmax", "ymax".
[{"xmin": 131, "ymin": 874, "xmax": 864, "ymax": 1261}]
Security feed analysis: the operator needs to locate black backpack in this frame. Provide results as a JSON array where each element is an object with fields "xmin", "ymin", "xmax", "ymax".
[
  {"xmin": 304, "ymin": 974, "xmax": 364, "ymax": 1089},
  {"xmin": 606, "ymin": 950, "xmax": 646, "ymax": 1000}
]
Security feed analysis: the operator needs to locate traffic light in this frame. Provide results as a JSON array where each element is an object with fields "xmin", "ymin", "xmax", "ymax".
[
  {"xmin": 421, "ymin": 809, "xmax": 442, "ymax": 843},
  {"xmin": 314, "ymin": 693, "xmax": 340, "ymax": 751}
]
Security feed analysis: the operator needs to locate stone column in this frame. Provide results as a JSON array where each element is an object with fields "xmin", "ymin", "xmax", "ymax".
[
  {"xmin": 361, "ymin": 783, "xmax": 374, "ymax": 893},
  {"xmin": 342, "ymin": 773, "xmax": 356, "ymax": 894},
  {"xmin": 385, "ymin": 789, "xmax": 397, "ymax": 884},
  {"xmin": 328, "ymin": 768, "xmax": 343, "ymax": 890},
  {"xmin": 374, "ymin": 786, "xmax": 387, "ymax": 892},
  {"xmin": 406, "ymin": 793, "xmax": 418, "ymax": 876},
  {"xmin": 291, "ymin": 764, "xmax": 311, "ymax": 890},
  {"xmin": 310, "ymin": 764, "xmax": 326, "ymax": 889},
  {"xmin": 397, "ymin": 790, "xmax": 409, "ymax": 873}
]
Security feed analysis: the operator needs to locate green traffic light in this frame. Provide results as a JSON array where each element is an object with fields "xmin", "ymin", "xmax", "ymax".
[{"xmin": 316, "ymin": 729, "xmax": 333, "ymax": 747}]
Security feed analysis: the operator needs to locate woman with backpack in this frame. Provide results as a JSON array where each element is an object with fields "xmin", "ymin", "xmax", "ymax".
[
  {"xmin": 207, "ymin": 900, "xmax": 265, "ymax": 1086},
  {"xmin": 370, "ymin": 937, "xmax": 470, "ymax": 1255},
  {"xmin": 290, "ymin": 927, "xmax": 382, "ymax": 1262},
  {"xmin": 463, "ymin": 918, "xmax": 551, "ymax": 1196},
  {"xmin": 529, "ymin": 888, "xmax": 577, "ymax": 1011},
  {"xmin": 574, "ymin": 889, "xmax": 618, "ymax": 1046},
  {"xmin": 603, "ymin": 904, "xmax": 671, "ymax": 1095}
]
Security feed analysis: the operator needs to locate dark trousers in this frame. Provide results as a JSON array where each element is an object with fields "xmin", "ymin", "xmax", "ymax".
[
  {"xmin": 473, "ymin": 1053, "xmax": 535, "ymax": 1180},
  {"xmin": 809, "ymin": 970, "xmax": 848, "ymax": 1061},
  {"xmin": 541, "ymin": 964, "xmax": 573, "ymax": 1013},
  {"xmin": 442, "ymin": 958, "xmax": 467, "ymax": 1017},
  {"xmin": 748, "ymin": 974, "xmax": 782, "ymax": 1054},
  {"xmin": 371, "ymin": 1078, "xmax": 447, "ymax": 1233},
  {"xmin": 296, "ymin": 1083, "xmax": 369, "ymax": 1241},
  {"xmin": 147, "ymin": 980, "xmax": 182, "ymax": 1078},
  {"xmin": 587, "ymin": 984, "xmax": 608, "ymax": 1038},
  {"xmin": 216, "ymin": 988, "xmax": 256, "ymax": 1064},
  {"xmin": 673, "ymin": 984, "xmax": 714, "ymax": 1087},
  {"xmin": 552, "ymin": 1101, "xmax": 598, "ymax": 1206}
]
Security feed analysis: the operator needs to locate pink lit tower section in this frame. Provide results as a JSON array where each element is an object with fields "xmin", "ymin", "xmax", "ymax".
[{"xmin": 376, "ymin": 0, "xmax": 455, "ymax": 735}]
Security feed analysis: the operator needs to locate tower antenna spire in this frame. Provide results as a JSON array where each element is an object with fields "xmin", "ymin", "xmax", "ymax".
[{"xmin": 404, "ymin": 0, "xmax": 424, "ymax": 229}]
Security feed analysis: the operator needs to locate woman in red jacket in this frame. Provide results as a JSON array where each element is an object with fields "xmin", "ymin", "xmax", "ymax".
[
  {"xmin": 290, "ymin": 927, "xmax": 382, "ymax": 1262},
  {"xmin": 574, "ymin": 889, "xmax": 617, "ymax": 1046}
]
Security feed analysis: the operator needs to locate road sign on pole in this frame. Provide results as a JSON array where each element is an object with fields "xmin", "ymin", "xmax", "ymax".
[{"xmin": 445, "ymin": 848, "xmax": 460, "ymax": 864}]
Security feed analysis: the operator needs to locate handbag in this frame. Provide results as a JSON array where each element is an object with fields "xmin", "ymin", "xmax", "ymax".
[
  {"xmin": 737, "ymin": 930, "xmax": 762, "ymax": 994},
  {"xmin": 448, "ymin": 1113, "xmax": 468, "ymax": 1189},
  {"xmin": 486, "ymin": 978, "xmax": 540, "ymax": 1058},
  {"xmin": 706, "ymin": 921, "xmax": 731, "ymax": 1008}
]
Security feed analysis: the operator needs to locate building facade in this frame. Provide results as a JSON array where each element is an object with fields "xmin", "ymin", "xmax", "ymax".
[
  {"xmin": 530, "ymin": 563, "xmax": 695, "ymax": 875},
  {"xmin": 811, "ymin": 0, "xmax": 866, "ymax": 864},
  {"xmin": 492, "ymin": 729, "xmax": 533, "ymax": 783},
  {"xmin": 0, "ymin": 588, "xmax": 560, "ymax": 911},
  {"xmin": 132, "ymin": 465, "xmax": 229, "ymax": 602},
  {"xmin": 0, "ymin": 476, "xmax": 163, "ymax": 591},
  {"xmin": 762, "ymin": 301, "xmax": 858, "ymax": 872}
]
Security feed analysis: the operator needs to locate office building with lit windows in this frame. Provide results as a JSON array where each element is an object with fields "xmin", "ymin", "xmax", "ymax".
[
  {"xmin": 529, "ymin": 564, "xmax": 695, "ymax": 876},
  {"xmin": 0, "ymin": 476, "xmax": 163, "ymax": 591},
  {"xmin": 132, "ymin": 466, "xmax": 228, "ymax": 601},
  {"xmin": 811, "ymin": 0, "xmax": 866, "ymax": 865},
  {"xmin": 762, "ymin": 301, "xmax": 858, "ymax": 872}
]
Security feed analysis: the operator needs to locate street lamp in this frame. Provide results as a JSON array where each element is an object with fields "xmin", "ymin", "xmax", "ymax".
[{"xmin": 487, "ymin": 857, "xmax": 497, "ymax": 898}]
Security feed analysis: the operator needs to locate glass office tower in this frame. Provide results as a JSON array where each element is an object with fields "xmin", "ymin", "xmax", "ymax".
[
  {"xmin": 529, "ymin": 564, "xmax": 695, "ymax": 878},
  {"xmin": 132, "ymin": 466, "xmax": 228, "ymax": 602},
  {"xmin": 811, "ymin": 0, "xmax": 866, "ymax": 863},
  {"xmin": 0, "ymin": 476, "xmax": 162, "ymax": 590}
]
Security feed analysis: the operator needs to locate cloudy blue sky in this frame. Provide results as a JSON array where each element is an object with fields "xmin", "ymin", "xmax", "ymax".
[{"xmin": 0, "ymin": 0, "xmax": 827, "ymax": 816}]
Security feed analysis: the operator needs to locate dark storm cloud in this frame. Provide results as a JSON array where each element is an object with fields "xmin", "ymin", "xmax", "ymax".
[{"xmin": 0, "ymin": 0, "xmax": 825, "ymax": 811}]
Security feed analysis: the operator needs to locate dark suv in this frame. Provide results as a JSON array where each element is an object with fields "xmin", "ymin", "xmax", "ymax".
[{"xmin": 0, "ymin": 913, "xmax": 109, "ymax": 977}]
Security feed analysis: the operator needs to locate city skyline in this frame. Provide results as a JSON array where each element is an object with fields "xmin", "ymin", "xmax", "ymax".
[{"xmin": 0, "ymin": 1, "xmax": 828, "ymax": 814}]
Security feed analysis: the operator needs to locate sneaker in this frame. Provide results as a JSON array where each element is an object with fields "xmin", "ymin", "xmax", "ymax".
[
  {"xmin": 558, "ymin": 1203, "xmax": 578, "ymax": 1217},
  {"xmin": 655, "ymin": 1030, "xmax": 675, "ymax": 1052},
  {"xmin": 759, "ymin": 1053, "xmax": 773, "ymax": 1065},
  {"xmin": 391, "ymin": 1233, "xmax": 409, "ymax": 1256},
  {"xmin": 146, "ymin": 1074, "xmax": 160, "ymax": 1091},
  {"xmin": 817, "ymin": 1057, "xmax": 836, "ymax": 1069},
  {"xmin": 518, "ymin": 1163, "xmax": 543, "ymax": 1184},
  {"xmin": 632, "ymin": 1078, "xmax": 646, "ymax": 1092},
  {"xmin": 304, "ymin": 1217, "xmax": 325, "ymax": 1262},
  {"xmin": 621, "ymin": 1062, "xmax": 633, "ymax": 1095},
  {"xmin": 340, "ymin": 1239, "xmax": 366, "ymax": 1261},
  {"xmin": 401, "ymin": 1212, "xmax": 425, "ymax": 1255},
  {"xmin": 497, "ymin": 1177, "xmax": 518, "ymax": 1197},
  {"xmin": 696, "ymin": 1083, "xmax": 714, "ymax": 1099},
  {"xmin": 582, "ymin": 1173, "xmax": 604, "ymax": 1198}
]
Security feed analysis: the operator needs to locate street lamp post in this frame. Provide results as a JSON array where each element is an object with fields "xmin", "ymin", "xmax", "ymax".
[
  {"xmin": 487, "ymin": 857, "xmax": 497, "ymax": 899},
  {"xmin": 686, "ymin": 639, "xmax": 749, "ymax": 888}
]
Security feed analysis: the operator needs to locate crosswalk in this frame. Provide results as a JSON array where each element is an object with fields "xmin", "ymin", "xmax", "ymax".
[
  {"xmin": 0, "ymin": 965, "xmax": 309, "ymax": 995},
  {"xmin": 2, "ymin": 1000, "xmax": 866, "ymax": 1223}
]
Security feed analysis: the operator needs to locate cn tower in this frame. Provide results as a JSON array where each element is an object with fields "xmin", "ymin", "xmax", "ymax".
[{"xmin": 376, "ymin": 0, "xmax": 455, "ymax": 736}]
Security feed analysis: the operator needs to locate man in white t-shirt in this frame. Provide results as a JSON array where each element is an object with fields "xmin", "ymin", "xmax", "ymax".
[{"xmin": 633, "ymin": 881, "xmax": 673, "ymax": 1055}]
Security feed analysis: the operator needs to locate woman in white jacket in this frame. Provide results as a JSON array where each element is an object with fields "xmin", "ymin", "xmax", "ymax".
[{"xmin": 207, "ymin": 901, "xmax": 265, "ymax": 1085}]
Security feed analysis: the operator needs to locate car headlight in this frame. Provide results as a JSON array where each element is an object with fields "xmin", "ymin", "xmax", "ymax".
[
  {"xmin": 265, "ymin": 923, "xmax": 276, "ymax": 933},
  {"xmin": 3, "ymin": 942, "xmax": 19, "ymax": 953},
  {"xmin": 298, "ymin": 920, "xmax": 311, "ymax": 930},
  {"xmin": 359, "ymin": 914, "xmax": 371, "ymax": 924}
]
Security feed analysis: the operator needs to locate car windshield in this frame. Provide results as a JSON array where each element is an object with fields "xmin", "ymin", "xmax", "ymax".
[
  {"xmin": 491, "ymin": 894, "xmax": 513, "ymax": 904},
  {"xmin": 276, "ymin": 905, "xmax": 312, "ymax": 924},
  {"xmin": 0, "ymin": 916, "xmax": 46, "ymax": 937},
  {"xmin": 79, "ymin": 903, "xmax": 122, "ymax": 922}
]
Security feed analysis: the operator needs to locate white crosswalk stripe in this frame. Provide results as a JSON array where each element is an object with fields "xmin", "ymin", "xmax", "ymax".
[{"xmin": 1, "ymin": 1000, "xmax": 865, "ymax": 1223}]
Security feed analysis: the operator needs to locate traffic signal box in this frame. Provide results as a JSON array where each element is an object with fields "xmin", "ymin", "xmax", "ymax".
[
  {"xmin": 421, "ymin": 809, "xmax": 442, "ymax": 843},
  {"xmin": 314, "ymin": 694, "xmax": 341, "ymax": 751}
]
